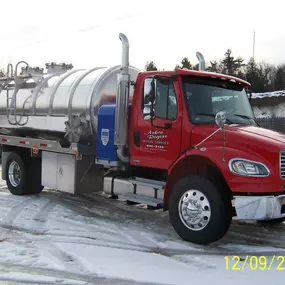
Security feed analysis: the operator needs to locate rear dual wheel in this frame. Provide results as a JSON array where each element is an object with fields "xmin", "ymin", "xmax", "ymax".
[
  {"xmin": 169, "ymin": 175, "xmax": 232, "ymax": 245},
  {"xmin": 5, "ymin": 152, "xmax": 43, "ymax": 195}
]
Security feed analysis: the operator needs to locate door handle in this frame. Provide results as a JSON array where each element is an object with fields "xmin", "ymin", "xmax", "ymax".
[
  {"xmin": 164, "ymin": 123, "xmax": 172, "ymax": 129},
  {"xmin": 133, "ymin": 131, "xmax": 140, "ymax": 147}
]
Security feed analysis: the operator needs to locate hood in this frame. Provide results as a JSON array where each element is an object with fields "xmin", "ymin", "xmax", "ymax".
[
  {"xmin": 191, "ymin": 124, "xmax": 285, "ymax": 160},
  {"xmin": 228, "ymin": 125, "xmax": 285, "ymax": 145},
  {"xmin": 191, "ymin": 124, "xmax": 284, "ymax": 184}
]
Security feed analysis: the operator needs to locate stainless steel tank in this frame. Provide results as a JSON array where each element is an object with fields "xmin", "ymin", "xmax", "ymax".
[{"xmin": 0, "ymin": 65, "xmax": 140, "ymax": 142}]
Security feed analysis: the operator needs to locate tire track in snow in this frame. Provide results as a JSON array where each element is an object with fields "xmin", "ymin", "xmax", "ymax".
[
  {"xmin": 2, "ymin": 225, "xmax": 285, "ymax": 258},
  {"xmin": 43, "ymin": 192, "xmax": 171, "ymax": 236},
  {"xmin": 33, "ymin": 241, "xmax": 86, "ymax": 273},
  {"xmin": 42, "ymin": 196, "xmax": 170, "ymax": 248},
  {"xmin": 2, "ymin": 188, "xmax": 285, "ymax": 255},
  {"xmin": 118, "ymin": 227, "xmax": 161, "ymax": 248},
  {"xmin": 0, "ymin": 262, "xmax": 158, "ymax": 285},
  {"xmin": 42, "ymin": 194, "xmax": 103, "ymax": 219},
  {"xmin": 0, "ymin": 196, "xmax": 41, "ymax": 226},
  {"xmin": 10, "ymin": 192, "xmax": 285, "ymax": 252},
  {"xmin": 31, "ymin": 199, "xmax": 57, "ymax": 232}
]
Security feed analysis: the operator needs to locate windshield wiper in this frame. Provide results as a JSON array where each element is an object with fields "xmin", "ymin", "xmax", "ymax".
[
  {"xmin": 233, "ymin": 114, "xmax": 253, "ymax": 120},
  {"xmin": 233, "ymin": 113, "xmax": 259, "ymax": 126},
  {"xmin": 195, "ymin": 113, "xmax": 233, "ymax": 124}
]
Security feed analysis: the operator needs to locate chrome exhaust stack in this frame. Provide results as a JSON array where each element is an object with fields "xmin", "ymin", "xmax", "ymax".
[
  {"xmin": 196, "ymin": 52, "xmax": 205, "ymax": 71},
  {"xmin": 115, "ymin": 33, "xmax": 131, "ymax": 163}
]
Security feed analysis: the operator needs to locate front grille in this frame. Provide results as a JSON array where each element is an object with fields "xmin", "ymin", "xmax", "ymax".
[{"xmin": 280, "ymin": 150, "xmax": 285, "ymax": 179}]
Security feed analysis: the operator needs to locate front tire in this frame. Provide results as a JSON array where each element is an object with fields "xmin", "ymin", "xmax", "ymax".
[
  {"xmin": 5, "ymin": 152, "xmax": 43, "ymax": 195},
  {"xmin": 168, "ymin": 175, "xmax": 232, "ymax": 245}
]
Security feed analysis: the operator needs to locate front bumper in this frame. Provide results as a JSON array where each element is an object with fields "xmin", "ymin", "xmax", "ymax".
[{"xmin": 234, "ymin": 194, "xmax": 285, "ymax": 220}]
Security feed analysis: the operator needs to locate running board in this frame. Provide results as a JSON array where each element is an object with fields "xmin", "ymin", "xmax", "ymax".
[
  {"xmin": 127, "ymin": 177, "xmax": 165, "ymax": 189},
  {"xmin": 103, "ymin": 176, "xmax": 165, "ymax": 207},
  {"xmin": 118, "ymin": 193, "xmax": 163, "ymax": 207}
]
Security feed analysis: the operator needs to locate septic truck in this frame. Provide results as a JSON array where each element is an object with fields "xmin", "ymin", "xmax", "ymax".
[{"xmin": 0, "ymin": 33, "xmax": 284, "ymax": 245}]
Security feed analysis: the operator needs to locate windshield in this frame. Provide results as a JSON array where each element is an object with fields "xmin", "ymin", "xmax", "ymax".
[{"xmin": 182, "ymin": 76, "xmax": 256, "ymax": 125}]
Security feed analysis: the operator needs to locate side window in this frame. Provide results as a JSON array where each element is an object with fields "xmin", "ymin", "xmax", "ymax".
[{"xmin": 143, "ymin": 78, "xmax": 177, "ymax": 120}]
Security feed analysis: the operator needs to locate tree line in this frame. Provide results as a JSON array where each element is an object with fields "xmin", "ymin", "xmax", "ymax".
[
  {"xmin": 145, "ymin": 49, "xmax": 285, "ymax": 93},
  {"xmin": 2, "ymin": 50, "xmax": 285, "ymax": 93}
]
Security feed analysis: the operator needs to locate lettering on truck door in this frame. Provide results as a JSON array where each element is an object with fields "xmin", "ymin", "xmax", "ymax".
[{"xmin": 131, "ymin": 77, "xmax": 183, "ymax": 169}]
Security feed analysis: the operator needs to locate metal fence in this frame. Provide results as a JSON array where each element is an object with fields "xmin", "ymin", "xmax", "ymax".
[{"xmin": 256, "ymin": 117, "xmax": 285, "ymax": 133}]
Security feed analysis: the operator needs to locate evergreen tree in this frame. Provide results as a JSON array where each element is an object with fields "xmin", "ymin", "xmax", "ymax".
[
  {"xmin": 180, "ymin": 57, "xmax": 192, "ymax": 69},
  {"xmin": 145, "ymin": 50, "xmax": 285, "ymax": 93},
  {"xmin": 207, "ymin": 61, "xmax": 220, "ymax": 73},
  {"xmin": 175, "ymin": 57, "xmax": 192, "ymax": 69},
  {"xmin": 145, "ymin": 61, "xmax": 158, "ymax": 71},
  {"xmin": 274, "ymin": 65, "xmax": 285, "ymax": 90},
  {"xmin": 260, "ymin": 63, "xmax": 276, "ymax": 92},
  {"xmin": 221, "ymin": 49, "xmax": 245, "ymax": 76},
  {"xmin": 245, "ymin": 57, "xmax": 264, "ymax": 92},
  {"xmin": 193, "ymin": 63, "xmax": 199, "ymax": 71}
]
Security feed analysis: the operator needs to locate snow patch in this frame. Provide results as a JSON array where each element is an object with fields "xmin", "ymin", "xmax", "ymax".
[
  {"xmin": 252, "ymin": 90, "xmax": 285, "ymax": 99},
  {"xmin": 0, "ymin": 272, "xmax": 85, "ymax": 285}
]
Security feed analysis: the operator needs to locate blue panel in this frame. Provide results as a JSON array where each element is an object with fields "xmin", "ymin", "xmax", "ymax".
[{"xmin": 96, "ymin": 104, "xmax": 118, "ymax": 163}]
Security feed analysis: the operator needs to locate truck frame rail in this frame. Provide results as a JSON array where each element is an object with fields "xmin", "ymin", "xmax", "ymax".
[{"xmin": 0, "ymin": 134, "xmax": 95, "ymax": 157}]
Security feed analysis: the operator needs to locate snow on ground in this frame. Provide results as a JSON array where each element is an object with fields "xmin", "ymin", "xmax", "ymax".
[
  {"xmin": 0, "ymin": 168, "xmax": 285, "ymax": 284},
  {"xmin": 252, "ymin": 90, "xmax": 285, "ymax": 99}
]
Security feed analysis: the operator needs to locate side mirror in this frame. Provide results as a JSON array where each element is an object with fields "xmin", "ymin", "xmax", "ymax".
[
  {"xmin": 143, "ymin": 77, "xmax": 157, "ymax": 121},
  {"xmin": 215, "ymin": 111, "xmax": 226, "ymax": 128},
  {"xmin": 246, "ymin": 89, "xmax": 252, "ymax": 103},
  {"xmin": 143, "ymin": 105, "xmax": 151, "ymax": 120},
  {"xmin": 149, "ymin": 78, "xmax": 156, "ymax": 104}
]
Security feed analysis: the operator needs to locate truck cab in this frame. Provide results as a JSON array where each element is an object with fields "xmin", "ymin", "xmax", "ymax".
[
  {"xmin": 97, "ymin": 51, "xmax": 285, "ymax": 244},
  {"xmin": 129, "ymin": 69, "xmax": 256, "ymax": 170}
]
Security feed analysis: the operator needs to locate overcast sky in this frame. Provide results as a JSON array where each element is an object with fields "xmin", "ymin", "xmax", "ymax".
[{"xmin": 0, "ymin": 0, "xmax": 284, "ymax": 71}]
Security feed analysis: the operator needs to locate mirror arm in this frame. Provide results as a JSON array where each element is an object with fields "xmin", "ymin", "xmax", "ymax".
[{"xmin": 193, "ymin": 127, "xmax": 222, "ymax": 149}]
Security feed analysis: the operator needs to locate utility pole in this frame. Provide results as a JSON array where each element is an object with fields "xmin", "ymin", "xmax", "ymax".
[{"xmin": 253, "ymin": 30, "xmax": 256, "ymax": 60}]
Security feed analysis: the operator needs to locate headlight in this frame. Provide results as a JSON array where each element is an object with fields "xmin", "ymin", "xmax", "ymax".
[{"xmin": 229, "ymin": 158, "xmax": 270, "ymax": 177}]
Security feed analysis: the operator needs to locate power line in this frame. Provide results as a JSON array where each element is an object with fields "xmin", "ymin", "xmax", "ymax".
[{"xmin": 253, "ymin": 30, "xmax": 256, "ymax": 59}]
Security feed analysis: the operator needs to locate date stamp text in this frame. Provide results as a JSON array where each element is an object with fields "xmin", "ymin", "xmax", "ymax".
[{"xmin": 225, "ymin": 255, "xmax": 285, "ymax": 271}]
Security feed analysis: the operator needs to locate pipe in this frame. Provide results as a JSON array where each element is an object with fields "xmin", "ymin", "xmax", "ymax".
[
  {"xmin": 119, "ymin": 33, "xmax": 129, "ymax": 74},
  {"xmin": 115, "ymin": 33, "xmax": 131, "ymax": 163},
  {"xmin": 196, "ymin": 52, "xmax": 205, "ymax": 71}
]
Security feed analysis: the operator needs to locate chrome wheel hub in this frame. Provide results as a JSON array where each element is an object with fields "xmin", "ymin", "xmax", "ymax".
[
  {"xmin": 8, "ymin": 161, "xmax": 21, "ymax": 187},
  {"xmin": 178, "ymin": 189, "xmax": 211, "ymax": 231}
]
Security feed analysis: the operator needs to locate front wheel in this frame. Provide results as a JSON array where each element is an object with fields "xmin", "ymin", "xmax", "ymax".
[{"xmin": 168, "ymin": 175, "xmax": 232, "ymax": 245}]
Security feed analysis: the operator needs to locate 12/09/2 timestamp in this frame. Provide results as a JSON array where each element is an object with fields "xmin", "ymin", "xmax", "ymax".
[{"xmin": 225, "ymin": 255, "xmax": 285, "ymax": 271}]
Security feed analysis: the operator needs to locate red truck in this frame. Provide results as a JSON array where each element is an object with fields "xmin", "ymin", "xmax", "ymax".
[{"xmin": 0, "ymin": 33, "xmax": 284, "ymax": 245}]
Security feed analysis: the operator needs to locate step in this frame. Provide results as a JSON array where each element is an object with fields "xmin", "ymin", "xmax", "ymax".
[
  {"xmin": 118, "ymin": 193, "xmax": 163, "ymax": 207},
  {"xmin": 127, "ymin": 177, "xmax": 165, "ymax": 190}
]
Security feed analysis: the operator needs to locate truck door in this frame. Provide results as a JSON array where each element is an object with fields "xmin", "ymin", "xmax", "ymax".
[{"xmin": 130, "ymin": 76, "xmax": 183, "ymax": 169}]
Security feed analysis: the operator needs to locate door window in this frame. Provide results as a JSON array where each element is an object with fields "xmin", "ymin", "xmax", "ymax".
[{"xmin": 143, "ymin": 78, "xmax": 177, "ymax": 120}]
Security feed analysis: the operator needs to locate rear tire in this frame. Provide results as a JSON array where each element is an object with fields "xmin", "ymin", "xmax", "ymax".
[
  {"xmin": 5, "ymin": 151, "xmax": 43, "ymax": 195},
  {"xmin": 168, "ymin": 175, "xmax": 232, "ymax": 245}
]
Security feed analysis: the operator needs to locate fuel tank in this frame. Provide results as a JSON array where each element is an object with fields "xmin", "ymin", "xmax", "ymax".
[{"xmin": 0, "ymin": 65, "xmax": 140, "ymax": 142}]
